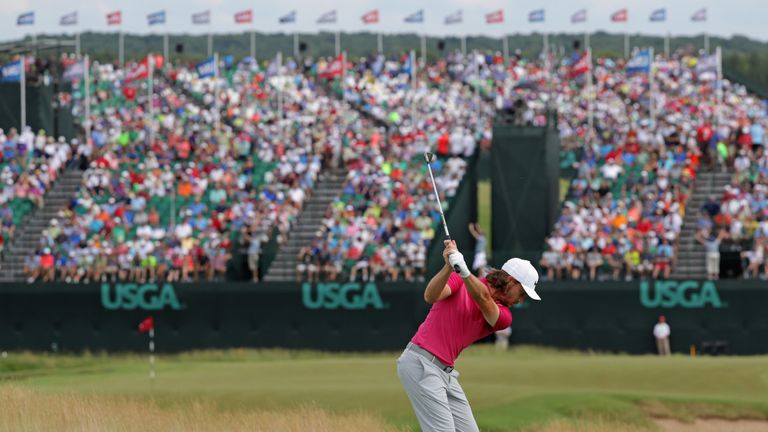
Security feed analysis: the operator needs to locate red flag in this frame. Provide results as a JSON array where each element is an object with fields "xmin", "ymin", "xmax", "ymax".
[
  {"xmin": 569, "ymin": 51, "xmax": 591, "ymax": 78},
  {"xmin": 361, "ymin": 9, "xmax": 379, "ymax": 24},
  {"xmin": 611, "ymin": 8, "xmax": 627, "ymax": 22},
  {"xmin": 107, "ymin": 11, "xmax": 122, "ymax": 26},
  {"xmin": 138, "ymin": 316, "xmax": 154, "ymax": 333},
  {"xmin": 235, "ymin": 9, "xmax": 252, "ymax": 24},
  {"xmin": 485, "ymin": 10, "xmax": 504, "ymax": 24},
  {"xmin": 125, "ymin": 58, "xmax": 149, "ymax": 82},
  {"xmin": 319, "ymin": 54, "xmax": 345, "ymax": 79}
]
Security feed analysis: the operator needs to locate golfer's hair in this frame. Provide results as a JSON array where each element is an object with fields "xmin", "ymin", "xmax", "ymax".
[{"xmin": 485, "ymin": 268, "xmax": 513, "ymax": 291}]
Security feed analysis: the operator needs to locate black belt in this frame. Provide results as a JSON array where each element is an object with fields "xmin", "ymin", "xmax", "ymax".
[{"xmin": 406, "ymin": 342, "xmax": 454, "ymax": 373}]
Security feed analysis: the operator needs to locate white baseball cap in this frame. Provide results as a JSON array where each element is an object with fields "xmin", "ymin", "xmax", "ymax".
[{"xmin": 501, "ymin": 258, "xmax": 541, "ymax": 301}]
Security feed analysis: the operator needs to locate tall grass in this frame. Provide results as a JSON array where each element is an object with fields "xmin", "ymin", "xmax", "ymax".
[{"xmin": 0, "ymin": 386, "xmax": 403, "ymax": 432}]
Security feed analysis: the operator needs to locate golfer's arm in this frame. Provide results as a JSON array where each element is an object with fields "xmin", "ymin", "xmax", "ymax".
[
  {"xmin": 463, "ymin": 274, "xmax": 500, "ymax": 327},
  {"xmin": 424, "ymin": 264, "xmax": 453, "ymax": 304}
]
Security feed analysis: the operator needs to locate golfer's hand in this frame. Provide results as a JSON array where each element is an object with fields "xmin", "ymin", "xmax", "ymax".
[
  {"xmin": 443, "ymin": 240, "xmax": 458, "ymax": 267},
  {"xmin": 449, "ymin": 252, "xmax": 470, "ymax": 278}
]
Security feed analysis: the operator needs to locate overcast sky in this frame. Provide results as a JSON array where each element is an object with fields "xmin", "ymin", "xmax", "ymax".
[{"xmin": 0, "ymin": 0, "xmax": 766, "ymax": 42}]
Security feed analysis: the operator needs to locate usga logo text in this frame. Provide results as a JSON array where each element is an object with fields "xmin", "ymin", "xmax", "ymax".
[
  {"xmin": 302, "ymin": 282, "xmax": 386, "ymax": 310},
  {"xmin": 101, "ymin": 283, "xmax": 183, "ymax": 310},
  {"xmin": 640, "ymin": 280, "xmax": 724, "ymax": 308}
]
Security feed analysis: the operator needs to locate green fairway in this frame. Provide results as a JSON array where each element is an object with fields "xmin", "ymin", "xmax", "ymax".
[{"xmin": 2, "ymin": 346, "xmax": 768, "ymax": 431}]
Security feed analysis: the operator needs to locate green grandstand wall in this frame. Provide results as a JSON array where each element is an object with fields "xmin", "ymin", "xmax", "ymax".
[{"xmin": 0, "ymin": 280, "xmax": 765, "ymax": 355}]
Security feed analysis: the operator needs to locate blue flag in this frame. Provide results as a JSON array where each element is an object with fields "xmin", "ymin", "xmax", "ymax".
[
  {"xmin": 60, "ymin": 12, "xmax": 77, "ymax": 26},
  {"xmin": 279, "ymin": 11, "xmax": 296, "ymax": 24},
  {"xmin": 649, "ymin": 8, "xmax": 666, "ymax": 22},
  {"xmin": 626, "ymin": 49, "xmax": 652, "ymax": 74},
  {"xmin": 404, "ymin": 10, "xmax": 424, "ymax": 23},
  {"xmin": 1, "ymin": 60, "xmax": 22, "ymax": 82},
  {"xmin": 196, "ymin": 56, "xmax": 216, "ymax": 78},
  {"xmin": 147, "ymin": 11, "xmax": 166, "ymax": 26},
  {"xmin": 528, "ymin": 9, "xmax": 545, "ymax": 23},
  {"xmin": 17, "ymin": 11, "xmax": 34, "ymax": 26}
]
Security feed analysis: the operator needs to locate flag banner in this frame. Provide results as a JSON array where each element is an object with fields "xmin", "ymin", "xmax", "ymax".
[
  {"xmin": 147, "ymin": 11, "xmax": 166, "ymax": 26},
  {"xmin": 17, "ymin": 11, "xmax": 34, "ymax": 26},
  {"xmin": 125, "ymin": 62, "xmax": 148, "ymax": 82},
  {"xmin": 362, "ymin": 9, "xmax": 379, "ymax": 24},
  {"xmin": 625, "ymin": 49, "xmax": 651, "ymax": 74},
  {"xmin": 649, "ymin": 8, "xmax": 666, "ymax": 22},
  {"xmin": 196, "ymin": 56, "xmax": 216, "ymax": 78},
  {"xmin": 63, "ymin": 60, "xmax": 85, "ymax": 81},
  {"xmin": 235, "ymin": 9, "xmax": 252, "ymax": 24},
  {"xmin": 319, "ymin": 54, "xmax": 345, "ymax": 79},
  {"xmin": 60, "ymin": 11, "xmax": 77, "ymax": 26},
  {"xmin": 528, "ymin": 9, "xmax": 545, "ymax": 23},
  {"xmin": 279, "ymin": 10, "xmax": 296, "ymax": 24},
  {"xmin": 571, "ymin": 9, "xmax": 587, "ymax": 23},
  {"xmin": 317, "ymin": 10, "xmax": 337, "ymax": 24},
  {"xmin": 611, "ymin": 8, "xmax": 628, "ymax": 22},
  {"xmin": 0, "ymin": 60, "xmax": 22, "ymax": 82},
  {"xmin": 444, "ymin": 10, "xmax": 462, "ymax": 25},
  {"xmin": 107, "ymin": 11, "xmax": 122, "ymax": 26},
  {"xmin": 265, "ymin": 54, "xmax": 280, "ymax": 78},
  {"xmin": 192, "ymin": 10, "xmax": 210, "ymax": 25},
  {"xmin": 486, "ymin": 10, "xmax": 503, "ymax": 24},
  {"xmin": 404, "ymin": 9, "xmax": 424, "ymax": 23},
  {"xmin": 695, "ymin": 53, "xmax": 718, "ymax": 75},
  {"xmin": 569, "ymin": 51, "xmax": 591, "ymax": 78},
  {"xmin": 691, "ymin": 8, "xmax": 706, "ymax": 22},
  {"xmin": 138, "ymin": 316, "xmax": 154, "ymax": 333}
]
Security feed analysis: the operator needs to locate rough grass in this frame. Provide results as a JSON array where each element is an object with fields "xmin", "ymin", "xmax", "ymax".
[
  {"xmin": 0, "ymin": 386, "xmax": 403, "ymax": 432},
  {"xmin": 2, "ymin": 346, "xmax": 768, "ymax": 431}
]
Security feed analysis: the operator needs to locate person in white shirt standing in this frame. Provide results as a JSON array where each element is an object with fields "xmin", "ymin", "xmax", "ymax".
[{"xmin": 653, "ymin": 315, "xmax": 671, "ymax": 356}]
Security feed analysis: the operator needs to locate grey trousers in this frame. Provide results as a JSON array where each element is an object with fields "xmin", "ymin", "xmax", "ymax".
[{"xmin": 397, "ymin": 348, "xmax": 479, "ymax": 432}]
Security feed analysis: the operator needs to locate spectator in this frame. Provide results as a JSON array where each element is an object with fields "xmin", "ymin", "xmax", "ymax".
[
  {"xmin": 698, "ymin": 229, "xmax": 727, "ymax": 280},
  {"xmin": 653, "ymin": 316, "xmax": 671, "ymax": 356},
  {"xmin": 468, "ymin": 223, "xmax": 488, "ymax": 276}
]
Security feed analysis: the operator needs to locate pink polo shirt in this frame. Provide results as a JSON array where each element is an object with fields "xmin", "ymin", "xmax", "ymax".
[{"xmin": 411, "ymin": 273, "xmax": 513, "ymax": 366}]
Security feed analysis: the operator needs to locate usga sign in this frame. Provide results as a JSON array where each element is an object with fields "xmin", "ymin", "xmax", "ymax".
[
  {"xmin": 640, "ymin": 280, "xmax": 725, "ymax": 308},
  {"xmin": 302, "ymin": 282, "xmax": 386, "ymax": 310},
  {"xmin": 101, "ymin": 283, "xmax": 183, "ymax": 310}
]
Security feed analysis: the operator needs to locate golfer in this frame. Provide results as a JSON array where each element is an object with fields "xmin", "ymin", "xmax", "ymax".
[{"xmin": 397, "ymin": 240, "xmax": 541, "ymax": 431}]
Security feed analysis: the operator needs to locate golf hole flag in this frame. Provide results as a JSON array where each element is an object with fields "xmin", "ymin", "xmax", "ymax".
[
  {"xmin": 235, "ymin": 9, "xmax": 252, "ymax": 24},
  {"xmin": 107, "ymin": 11, "xmax": 121, "ymax": 26},
  {"xmin": 138, "ymin": 316, "xmax": 154, "ymax": 333},
  {"xmin": 362, "ymin": 9, "xmax": 379, "ymax": 24},
  {"xmin": 486, "ymin": 10, "xmax": 503, "ymax": 24}
]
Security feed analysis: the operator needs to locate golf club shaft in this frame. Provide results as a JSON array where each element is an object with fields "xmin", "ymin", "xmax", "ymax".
[{"xmin": 425, "ymin": 157, "xmax": 461, "ymax": 275}]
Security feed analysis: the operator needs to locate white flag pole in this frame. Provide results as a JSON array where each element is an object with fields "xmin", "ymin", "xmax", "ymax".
[
  {"xmin": 420, "ymin": 35, "xmax": 426, "ymax": 66},
  {"xmin": 250, "ymin": 28, "xmax": 256, "ymax": 60},
  {"xmin": 20, "ymin": 56, "xmax": 26, "ymax": 130},
  {"xmin": 163, "ymin": 34, "xmax": 169, "ymax": 67},
  {"xmin": 502, "ymin": 35, "xmax": 509, "ymax": 63},
  {"xmin": 214, "ymin": 52, "xmax": 220, "ymax": 131},
  {"xmin": 624, "ymin": 33, "xmax": 629, "ymax": 58},
  {"xmin": 587, "ymin": 48, "xmax": 594, "ymax": 136},
  {"xmin": 341, "ymin": 50, "xmax": 346, "ymax": 95},
  {"xmin": 293, "ymin": 33, "xmax": 298, "ymax": 59},
  {"xmin": 410, "ymin": 49, "xmax": 417, "ymax": 127},
  {"xmin": 119, "ymin": 30, "xmax": 124, "ymax": 68},
  {"xmin": 664, "ymin": 32, "xmax": 670, "ymax": 58},
  {"xmin": 377, "ymin": 32, "xmax": 383, "ymax": 54},
  {"xmin": 335, "ymin": 30, "xmax": 340, "ymax": 57},
  {"xmin": 208, "ymin": 33, "xmax": 213, "ymax": 57},
  {"xmin": 461, "ymin": 35, "xmax": 466, "ymax": 57},
  {"xmin": 716, "ymin": 46, "xmax": 722, "ymax": 126},
  {"xmin": 84, "ymin": 55, "xmax": 91, "ymax": 145},
  {"xmin": 75, "ymin": 32, "xmax": 81, "ymax": 57},
  {"xmin": 649, "ymin": 47, "xmax": 655, "ymax": 127},
  {"xmin": 704, "ymin": 33, "xmax": 710, "ymax": 54},
  {"xmin": 148, "ymin": 53, "xmax": 155, "ymax": 145},
  {"xmin": 277, "ymin": 51, "xmax": 284, "ymax": 142}
]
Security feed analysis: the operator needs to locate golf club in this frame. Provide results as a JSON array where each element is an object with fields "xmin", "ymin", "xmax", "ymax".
[{"xmin": 424, "ymin": 152, "xmax": 461, "ymax": 274}]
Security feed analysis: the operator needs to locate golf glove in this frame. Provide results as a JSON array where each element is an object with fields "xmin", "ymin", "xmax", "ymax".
[{"xmin": 448, "ymin": 252, "xmax": 471, "ymax": 278}]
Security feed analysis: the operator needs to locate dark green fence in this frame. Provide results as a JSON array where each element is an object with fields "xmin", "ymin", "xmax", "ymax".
[{"xmin": 0, "ymin": 280, "xmax": 765, "ymax": 354}]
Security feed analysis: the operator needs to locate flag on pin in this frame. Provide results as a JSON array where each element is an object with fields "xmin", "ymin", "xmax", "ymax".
[{"xmin": 138, "ymin": 316, "xmax": 154, "ymax": 333}]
